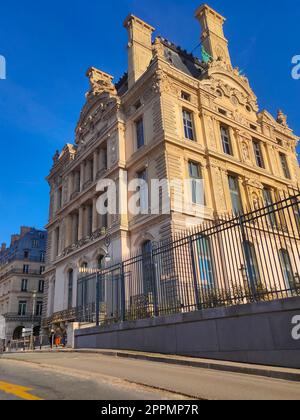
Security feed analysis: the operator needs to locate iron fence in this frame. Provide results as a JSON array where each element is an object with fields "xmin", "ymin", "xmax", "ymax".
[{"xmin": 77, "ymin": 190, "xmax": 300, "ymax": 326}]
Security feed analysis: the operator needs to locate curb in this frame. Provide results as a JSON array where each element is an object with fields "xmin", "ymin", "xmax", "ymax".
[{"xmin": 69, "ymin": 349, "xmax": 300, "ymax": 383}]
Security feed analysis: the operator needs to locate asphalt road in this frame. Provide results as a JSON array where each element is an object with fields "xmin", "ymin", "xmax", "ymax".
[{"xmin": 1, "ymin": 352, "xmax": 300, "ymax": 400}]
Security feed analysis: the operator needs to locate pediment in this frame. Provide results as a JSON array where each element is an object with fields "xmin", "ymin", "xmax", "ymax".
[
  {"xmin": 201, "ymin": 60, "xmax": 258, "ymax": 111},
  {"xmin": 257, "ymin": 110, "xmax": 277, "ymax": 126},
  {"xmin": 75, "ymin": 94, "xmax": 118, "ymax": 143}
]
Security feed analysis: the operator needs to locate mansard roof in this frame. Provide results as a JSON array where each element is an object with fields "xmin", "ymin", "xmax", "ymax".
[{"xmin": 158, "ymin": 37, "xmax": 207, "ymax": 79}]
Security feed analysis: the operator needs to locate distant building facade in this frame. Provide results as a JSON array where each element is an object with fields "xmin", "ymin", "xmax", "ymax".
[
  {"xmin": 43, "ymin": 5, "xmax": 300, "ymax": 338},
  {"xmin": 0, "ymin": 227, "xmax": 47, "ymax": 346}
]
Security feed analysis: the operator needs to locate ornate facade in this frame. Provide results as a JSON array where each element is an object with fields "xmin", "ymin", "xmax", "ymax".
[{"xmin": 43, "ymin": 5, "xmax": 300, "ymax": 338}]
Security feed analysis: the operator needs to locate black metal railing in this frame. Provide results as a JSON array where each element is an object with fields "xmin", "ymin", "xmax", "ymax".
[{"xmin": 76, "ymin": 190, "xmax": 300, "ymax": 326}]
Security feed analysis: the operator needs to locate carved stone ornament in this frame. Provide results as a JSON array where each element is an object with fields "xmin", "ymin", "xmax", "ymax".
[
  {"xmin": 86, "ymin": 67, "xmax": 117, "ymax": 101},
  {"xmin": 153, "ymin": 37, "xmax": 165, "ymax": 59}
]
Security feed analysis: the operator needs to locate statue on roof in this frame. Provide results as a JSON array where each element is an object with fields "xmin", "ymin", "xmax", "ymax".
[
  {"xmin": 277, "ymin": 110, "xmax": 288, "ymax": 127},
  {"xmin": 53, "ymin": 150, "xmax": 60, "ymax": 163}
]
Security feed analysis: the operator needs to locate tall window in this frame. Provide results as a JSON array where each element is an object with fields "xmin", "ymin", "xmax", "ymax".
[
  {"xmin": 279, "ymin": 249, "xmax": 294, "ymax": 291},
  {"xmin": 253, "ymin": 140, "xmax": 264, "ymax": 168},
  {"xmin": 228, "ymin": 175, "xmax": 243, "ymax": 215},
  {"xmin": 21, "ymin": 279, "xmax": 28, "ymax": 292},
  {"xmin": 220, "ymin": 125, "xmax": 232, "ymax": 155},
  {"xmin": 36, "ymin": 302, "xmax": 43, "ymax": 317},
  {"xmin": 197, "ymin": 236, "xmax": 214, "ymax": 288},
  {"xmin": 292, "ymin": 197, "xmax": 300, "ymax": 231},
  {"xmin": 40, "ymin": 252, "xmax": 45, "ymax": 263},
  {"xmin": 182, "ymin": 109, "xmax": 195, "ymax": 141},
  {"xmin": 40, "ymin": 266, "xmax": 45, "ymax": 275},
  {"xmin": 136, "ymin": 118, "xmax": 145, "ymax": 149},
  {"xmin": 279, "ymin": 153, "xmax": 291, "ymax": 179},
  {"xmin": 68, "ymin": 269, "xmax": 74, "ymax": 309},
  {"xmin": 142, "ymin": 241, "xmax": 153, "ymax": 295},
  {"xmin": 55, "ymin": 227, "xmax": 60, "ymax": 257},
  {"xmin": 243, "ymin": 241, "xmax": 261, "ymax": 284},
  {"xmin": 263, "ymin": 187, "xmax": 276, "ymax": 227},
  {"xmin": 188, "ymin": 161, "xmax": 203, "ymax": 205},
  {"xmin": 18, "ymin": 301, "xmax": 27, "ymax": 316},
  {"xmin": 39, "ymin": 280, "xmax": 45, "ymax": 294},
  {"xmin": 32, "ymin": 239, "xmax": 39, "ymax": 248},
  {"xmin": 23, "ymin": 265, "xmax": 29, "ymax": 274},
  {"xmin": 57, "ymin": 187, "xmax": 63, "ymax": 210}
]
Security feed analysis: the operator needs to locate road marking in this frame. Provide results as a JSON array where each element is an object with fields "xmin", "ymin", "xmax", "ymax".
[{"xmin": 0, "ymin": 381, "xmax": 43, "ymax": 400}]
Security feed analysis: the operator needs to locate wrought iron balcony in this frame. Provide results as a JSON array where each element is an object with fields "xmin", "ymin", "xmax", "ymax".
[
  {"xmin": 3, "ymin": 313, "xmax": 42, "ymax": 323},
  {"xmin": 61, "ymin": 228, "xmax": 108, "ymax": 257},
  {"xmin": 42, "ymin": 308, "xmax": 77, "ymax": 327}
]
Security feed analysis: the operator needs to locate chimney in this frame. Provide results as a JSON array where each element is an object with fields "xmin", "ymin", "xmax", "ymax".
[
  {"xmin": 10, "ymin": 234, "xmax": 20, "ymax": 246},
  {"xmin": 1, "ymin": 243, "xmax": 6, "ymax": 252},
  {"xmin": 124, "ymin": 15, "xmax": 155, "ymax": 89},
  {"xmin": 20, "ymin": 226, "xmax": 32, "ymax": 237},
  {"xmin": 195, "ymin": 4, "xmax": 232, "ymax": 66}
]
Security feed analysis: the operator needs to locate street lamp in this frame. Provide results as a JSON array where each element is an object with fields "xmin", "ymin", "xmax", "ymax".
[{"xmin": 29, "ymin": 289, "xmax": 37, "ymax": 351}]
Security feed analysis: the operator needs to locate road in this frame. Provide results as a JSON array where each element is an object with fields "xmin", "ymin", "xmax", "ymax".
[{"xmin": 0, "ymin": 352, "xmax": 300, "ymax": 400}]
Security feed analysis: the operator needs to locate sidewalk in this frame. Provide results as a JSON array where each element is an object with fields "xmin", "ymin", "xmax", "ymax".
[{"xmin": 5, "ymin": 347, "xmax": 300, "ymax": 383}]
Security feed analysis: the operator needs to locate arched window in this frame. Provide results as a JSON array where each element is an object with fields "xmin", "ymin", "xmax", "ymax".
[
  {"xmin": 197, "ymin": 236, "xmax": 214, "ymax": 288},
  {"xmin": 13, "ymin": 326, "xmax": 25, "ymax": 340},
  {"xmin": 68, "ymin": 269, "xmax": 74, "ymax": 309},
  {"xmin": 279, "ymin": 249, "xmax": 293, "ymax": 291},
  {"xmin": 97, "ymin": 255, "xmax": 105, "ymax": 270}
]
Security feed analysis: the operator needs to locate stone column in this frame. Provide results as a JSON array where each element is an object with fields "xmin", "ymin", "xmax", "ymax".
[
  {"xmin": 78, "ymin": 207, "xmax": 84, "ymax": 240},
  {"xmin": 238, "ymin": 176, "xmax": 248, "ymax": 211},
  {"xmin": 99, "ymin": 148, "xmax": 107, "ymax": 172},
  {"xmin": 93, "ymin": 151, "xmax": 98, "ymax": 181},
  {"xmin": 66, "ymin": 215, "xmax": 73, "ymax": 247},
  {"xmin": 230, "ymin": 127, "xmax": 239, "ymax": 158},
  {"xmin": 80, "ymin": 163, "xmax": 85, "ymax": 191},
  {"xmin": 68, "ymin": 173, "xmax": 74, "ymax": 201},
  {"xmin": 86, "ymin": 160, "xmax": 92, "ymax": 182},
  {"xmin": 92, "ymin": 197, "xmax": 98, "ymax": 233}
]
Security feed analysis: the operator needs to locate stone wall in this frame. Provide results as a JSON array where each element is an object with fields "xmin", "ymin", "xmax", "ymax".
[{"xmin": 75, "ymin": 297, "xmax": 300, "ymax": 369}]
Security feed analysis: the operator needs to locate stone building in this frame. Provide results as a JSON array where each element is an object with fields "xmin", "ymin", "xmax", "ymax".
[
  {"xmin": 43, "ymin": 4, "xmax": 300, "ymax": 338},
  {"xmin": 0, "ymin": 227, "xmax": 47, "ymax": 347}
]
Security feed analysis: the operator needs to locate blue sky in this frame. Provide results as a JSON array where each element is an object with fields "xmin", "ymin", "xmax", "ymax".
[{"xmin": 0, "ymin": 0, "xmax": 299, "ymax": 245}]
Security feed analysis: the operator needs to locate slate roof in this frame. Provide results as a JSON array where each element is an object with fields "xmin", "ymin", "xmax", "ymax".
[{"xmin": 115, "ymin": 37, "xmax": 207, "ymax": 95}]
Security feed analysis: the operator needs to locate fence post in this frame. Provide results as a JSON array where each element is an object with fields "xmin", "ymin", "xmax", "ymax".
[
  {"xmin": 151, "ymin": 250, "xmax": 159, "ymax": 317},
  {"xmin": 120, "ymin": 263, "xmax": 126, "ymax": 322},
  {"xmin": 190, "ymin": 236, "xmax": 202, "ymax": 311},
  {"xmin": 239, "ymin": 215, "xmax": 257, "ymax": 302},
  {"xmin": 95, "ymin": 272, "xmax": 100, "ymax": 327}
]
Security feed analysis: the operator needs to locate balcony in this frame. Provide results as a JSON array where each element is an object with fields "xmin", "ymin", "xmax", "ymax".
[
  {"xmin": 61, "ymin": 227, "xmax": 107, "ymax": 258},
  {"xmin": 42, "ymin": 308, "xmax": 77, "ymax": 328},
  {"xmin": 3, "ymin": 313, "xmax": 42, "ymax": 323},
  {"xmin": 0, "ymin": 268, "xmax": 45, "ymax": 281}
]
